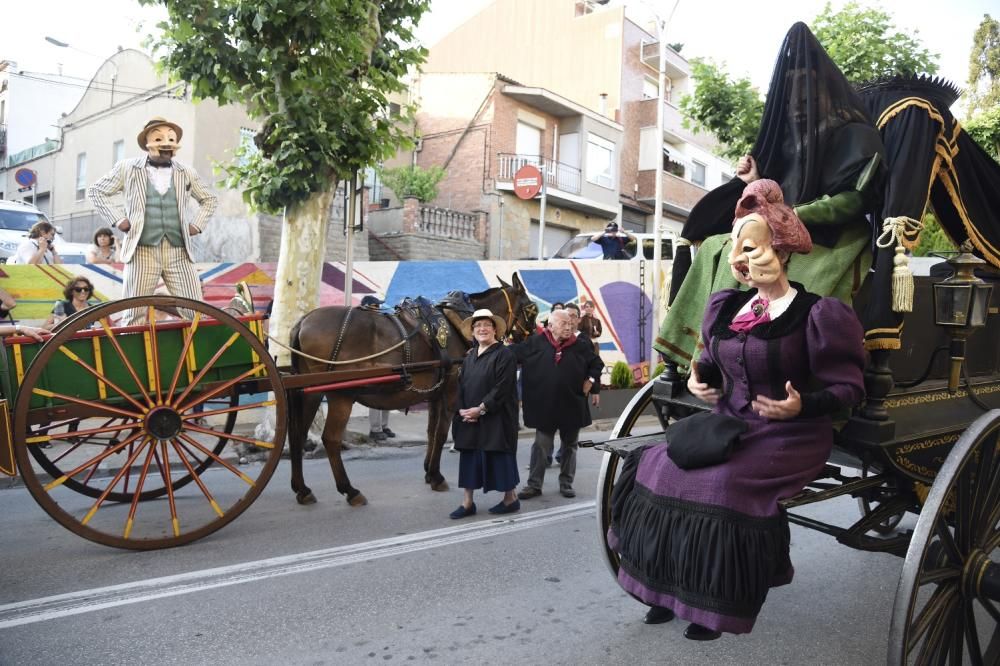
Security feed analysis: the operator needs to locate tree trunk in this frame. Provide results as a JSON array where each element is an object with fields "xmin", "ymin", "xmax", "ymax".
[{"xmin": 270, "ymin": 187, "xmax": 335, "ymax": 366}]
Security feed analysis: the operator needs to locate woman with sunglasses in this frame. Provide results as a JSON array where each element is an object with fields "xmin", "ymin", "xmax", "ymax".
[{"xmin": 43, "ymin": 277, "xmax": 101, "ymax": 330}]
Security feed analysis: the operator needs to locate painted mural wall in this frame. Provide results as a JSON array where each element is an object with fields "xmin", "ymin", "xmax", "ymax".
[{"xmin": 0, "ymin": 260, "xmax": 667, "ymax": 384}]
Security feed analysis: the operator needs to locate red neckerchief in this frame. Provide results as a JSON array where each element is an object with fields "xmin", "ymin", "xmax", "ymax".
[{"xmin": 543, "ymin": 328, "xmax": 575, "ymax": 364}]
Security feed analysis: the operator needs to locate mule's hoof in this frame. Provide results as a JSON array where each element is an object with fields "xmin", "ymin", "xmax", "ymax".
[
  {"xmin": 430, "ymin": 479, "xmax": 449, "ymax": 492},
  {"xmin": 347, "ymin": 493, "xmax": 368, "ymax": 507},
  {"xmin": 296, "ymin": 491, "xmax": 317, "ymax": 505}
]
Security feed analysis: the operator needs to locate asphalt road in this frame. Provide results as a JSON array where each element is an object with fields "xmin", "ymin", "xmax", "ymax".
[{"xmin": 0, "ymin": 431, "xmax": 908, "ymax": 665}]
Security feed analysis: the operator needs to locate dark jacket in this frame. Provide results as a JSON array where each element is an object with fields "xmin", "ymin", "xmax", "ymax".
[
  {"xmin": 452, "ymin": 343, "xmax": 519, "ymax": 453},
  {"xmin": 513, "ymin": 333, "xmax": 604, "ymax": 432}
]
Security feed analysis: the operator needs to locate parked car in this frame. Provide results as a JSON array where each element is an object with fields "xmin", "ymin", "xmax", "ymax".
[
  {"xmin": 551, "ymin": 232, "xmax": 674, "ymax": 261},
  {"xmin": 0, "ymin": 200, "xmax": 91, "ymax": 264}
]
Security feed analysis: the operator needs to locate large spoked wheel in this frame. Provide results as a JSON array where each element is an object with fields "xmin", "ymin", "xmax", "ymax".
[
  {"xmin": 596, "ymin": 379, "xmax": 659, "ymax": 585},
  {"xmin": 888, "ymin": 409, "xmax": 1000, "ymax": 665},
  {"xmin": 13, "ymin": 295, "xmax": 286, "ymax": 550},
  {"xmin": 24, "ymin": 387, "xmax": 239, "ymax": 503}
]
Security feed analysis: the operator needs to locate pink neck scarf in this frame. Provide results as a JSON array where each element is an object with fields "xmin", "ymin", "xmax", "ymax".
[{"xmin": 729, "ymin": 297, "xmax": 770, "ymax": 333}]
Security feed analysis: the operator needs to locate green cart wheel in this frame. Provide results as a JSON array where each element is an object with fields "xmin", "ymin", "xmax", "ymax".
[{"xmin": 13, "ymin": 295, "xmax": 286, "ymax": 550}]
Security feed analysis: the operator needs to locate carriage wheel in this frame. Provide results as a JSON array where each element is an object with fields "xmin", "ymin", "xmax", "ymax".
[
  {"xmin": 596, "ymin": 379, "xmax": 659, "ymax": 584},
  {"xmin": 13, "ymin": 295, "xmax": 286, "ymax": 550},
  {"xmin": 888, "ymin": 409, "xmax": 1000, "ymax": 665},
  {"xmin": 24, "ymin": 387, "xmax": 238, "ymax": 503},
  {"xmin": 857, "ymin": 463, "xmax": 906, "ymax": 535}
]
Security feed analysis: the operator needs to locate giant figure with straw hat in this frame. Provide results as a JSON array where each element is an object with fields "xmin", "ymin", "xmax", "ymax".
[{"xmin": 88, "ymin": 117, "xmax": 218, "ymax": 323}]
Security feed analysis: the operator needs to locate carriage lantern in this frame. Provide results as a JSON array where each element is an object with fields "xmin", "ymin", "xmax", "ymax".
[{"xmin": 932, "ymin": 245, "xmax": 994, "ymax": 393}]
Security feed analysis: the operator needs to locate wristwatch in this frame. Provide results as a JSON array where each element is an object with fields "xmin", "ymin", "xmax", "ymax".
[{"xmin": 479, "ymin": 403, "xmax": 487, "ymax": 415}]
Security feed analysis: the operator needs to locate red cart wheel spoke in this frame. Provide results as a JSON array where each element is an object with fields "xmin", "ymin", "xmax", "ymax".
[
  {"xmin": 164, "ymin": 312, "xmax": 202, "ymax": 400},
  {"xmin": 55, "ymin": 346, "xmax": 149, "ymax": 413},
  {"xmin": 147, "ymin": 307, "xmax": 164, "ymax": 404},
  {"xmin": 123, "ymin": 441, "xmax": 159, "ymax": 539},
  {"xmin": 182, "ymin": 422, "xmax": 273, "ymax": 450},
  {"xmin": 170, "ymin": 440, "xmax": 224, "ymax": 517},
  {"xmin": 182, "ymin": 398, "xmax": 275, "ymax": 421},
  {"xmin": 79, "ymin": 437, "xmax": 154, "ymax": 526},
  {"xmin": 153, "ymin": 442, "xmax": 180, "ymax": 537},
  {"xmin": 176, "ymin": 432, "xmax": 257, "ymax": 486},
  {"xmin": 98, "ymin": 320, "xmax": 154, "ymax": 407},
  {"xmin": 170, "ymin": 331, "xmax": 244, "ymax": 409},
  {"xmin": 44, "ymin": 429, "xmax": 147, "ymax": 492}
]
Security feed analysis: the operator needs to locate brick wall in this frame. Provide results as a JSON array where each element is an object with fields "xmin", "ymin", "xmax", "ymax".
[
  {"xmin": 373, "ymin": 233, "xmax": 485, "ymax": 260},
  {"xmin": 256, "ymin": 182, "xmax": 370, "ymax": 262}
]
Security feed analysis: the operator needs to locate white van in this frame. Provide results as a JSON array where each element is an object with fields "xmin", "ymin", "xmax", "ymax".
[
  {"xmin": 0, "ymin": 200, "xmax": 91, "ymax": 264},
  {"xmin": 551, "ymin": 232, "xmax": 674, "ymax": 261}
]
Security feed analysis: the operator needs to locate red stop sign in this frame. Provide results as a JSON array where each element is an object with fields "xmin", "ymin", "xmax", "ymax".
[{"xmin": 513, "ymin": 164, "xmax": 542, "ymax": 200}]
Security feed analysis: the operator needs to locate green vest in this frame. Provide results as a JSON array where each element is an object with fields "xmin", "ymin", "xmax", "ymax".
[{"xmin": 141, "ymin": 178, "xmax": 185, "ymax": 247}]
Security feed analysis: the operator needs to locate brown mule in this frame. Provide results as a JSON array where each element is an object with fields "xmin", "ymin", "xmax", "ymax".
[{"xmin": 287, "ymin": 274, "xmax": 537, "ymax": 506}]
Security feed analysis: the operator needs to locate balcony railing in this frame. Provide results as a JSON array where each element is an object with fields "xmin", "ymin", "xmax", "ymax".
[
  {"xmin": 416, "ymin": 205, "xmax": 479, "ymax": 240},
  {"xmin": 496, "ymin": 153, "xmax": 582, "ymax": 196},
  {"xmin": 0, "ymin": 124, "xmax": 6, "ymax": 157}
]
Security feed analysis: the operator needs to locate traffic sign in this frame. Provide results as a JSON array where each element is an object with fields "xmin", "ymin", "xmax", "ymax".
[
  {"xmin": 17, "ymin": 186, "xmax": 33, "ymax": 193},
  {"xmin": 14, "ymin": 168, "xmax": 37, "ymax": 188},
  {"xmin": 513, "ymin": 164, "xmax": 542, "ymax": 200}
]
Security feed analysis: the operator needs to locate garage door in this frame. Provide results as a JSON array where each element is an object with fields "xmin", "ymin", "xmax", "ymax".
[{"xmin": 529, "ymin": 220, "xmax": 574, "ymax": 259}]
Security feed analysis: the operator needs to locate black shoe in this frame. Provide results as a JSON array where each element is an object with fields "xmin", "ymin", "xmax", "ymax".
[
  {"xmin": 368, "ymin": 430, "xmax": 387, "ymax": 442},
  {"xmin": 382, "ymin": 428, "xmax": 397, "ymax": 438},
  {"xmin": 559, "ymin": 485, "xmax": 576, "ymax": 498},
  {"xmin": 517, "ymin": 487, "xmax": 542, "ymax": 500},
  {"xmin": 449, "ymin": 503, "xmax": 476, "ymax": 519},
  {"xmin": 488, "ymin": 499, "xmax": 520, "ymax": 514},
  {"xmin": 683, "ymin": 623, "xmax": 721, "ymax": 641},
  {"xmin": 643, "ymin": 606, "xmax": 674, "ymax": 625}
]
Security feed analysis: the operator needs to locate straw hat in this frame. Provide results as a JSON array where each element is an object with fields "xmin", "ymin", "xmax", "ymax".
[
  {"xmin": 137, "ymin": 117, "xmax": 184, "ymax": 150},
  {"xmin": 459, "ymin": 308, "xmax": 507, "ymax": 341}
]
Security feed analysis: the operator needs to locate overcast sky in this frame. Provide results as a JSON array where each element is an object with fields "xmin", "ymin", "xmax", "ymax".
[{"xmin": 3, "ymin": 0, "xmax": 993, "ymax": 115}]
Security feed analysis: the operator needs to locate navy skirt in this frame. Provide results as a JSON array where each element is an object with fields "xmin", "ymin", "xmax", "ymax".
[{"xmin": 458, "ymin": 450, "xmax": 520, "ymax": 492}]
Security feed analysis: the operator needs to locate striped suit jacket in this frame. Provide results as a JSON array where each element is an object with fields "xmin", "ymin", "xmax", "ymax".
[{"xmin": 87, "ymin": 157, "xmax": 218, "ymax": 263}]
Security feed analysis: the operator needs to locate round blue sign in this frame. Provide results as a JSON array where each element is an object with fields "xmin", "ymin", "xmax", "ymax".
[{"xmin": 14, "ymin": 168, "xmax": 37, "ymax": 188}]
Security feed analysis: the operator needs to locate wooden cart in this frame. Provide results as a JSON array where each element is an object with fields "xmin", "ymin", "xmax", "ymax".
[{"xmin": 0, "ymin": 294, "xmax": 430, "ymax": 551}]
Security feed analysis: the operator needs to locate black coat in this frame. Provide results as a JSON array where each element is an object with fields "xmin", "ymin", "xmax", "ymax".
[
  {"xmin": 513, "ymin": 333, "xmax": 604, "ymax": 432},
  {"xmin": 451, "ymin": 343, "xmax": 519, "ymax": 454}
]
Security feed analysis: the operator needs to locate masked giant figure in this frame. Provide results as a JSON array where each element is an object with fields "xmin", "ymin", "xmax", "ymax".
[
  {"xmin": 88, "ymin": 117, "xmax": 218, "ymax": 324},
  {"xmin": 654, "ymin": 23, "xmax": 884, "ymax": 370}
]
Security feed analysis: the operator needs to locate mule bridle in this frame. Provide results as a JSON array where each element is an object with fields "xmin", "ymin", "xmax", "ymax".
[{"xmin": 500, "ymin": 286, "xmax": 537, "ymax": 342}]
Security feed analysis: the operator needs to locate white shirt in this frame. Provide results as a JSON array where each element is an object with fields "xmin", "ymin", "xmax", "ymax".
[
  {"xmin": 13, "ymin": 238, "xmax": 54, "ymax": 265},
  {"xmin": 734, "ymin": 287, "xmax": 798, "ymax": 320},
  {"xmin": 146, "ymin": 164, "xmax": 173, "ymax": 196}
]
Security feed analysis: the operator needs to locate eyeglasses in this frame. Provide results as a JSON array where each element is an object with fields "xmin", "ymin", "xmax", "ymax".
[{"xmin": 72, "ymin": 287, "xmax": 92, "ymax": 294}]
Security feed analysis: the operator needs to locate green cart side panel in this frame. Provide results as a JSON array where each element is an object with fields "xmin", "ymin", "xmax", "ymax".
[{"xmin": 6, "ymin": 320, "xmax": 262, "ymax": 410}]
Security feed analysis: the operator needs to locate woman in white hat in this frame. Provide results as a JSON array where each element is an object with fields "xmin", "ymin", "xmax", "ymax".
[{"xmin": 449, "ymin": 308, "xmax": 521, "ymax": 518}]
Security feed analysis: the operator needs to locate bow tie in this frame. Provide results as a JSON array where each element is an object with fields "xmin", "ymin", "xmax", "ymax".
[{"xmin": 729, "ymin": 298, "xmax": 770, "ymax": 333}]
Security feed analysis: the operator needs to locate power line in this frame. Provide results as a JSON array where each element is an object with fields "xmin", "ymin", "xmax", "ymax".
[{"xmin": 9, "ymin": 71, "xmax": 171, "ymax": 97}]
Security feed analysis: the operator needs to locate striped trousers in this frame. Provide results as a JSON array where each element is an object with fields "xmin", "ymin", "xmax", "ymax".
[{"xmin": 121, "ymin": 239, "xmax": 202, "ymax": 325}]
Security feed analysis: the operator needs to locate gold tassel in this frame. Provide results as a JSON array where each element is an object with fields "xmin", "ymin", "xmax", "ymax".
[
  {"xmin": 891, "ymin": 245, "xmax": 914, "ymax": 312},
  {"xmin": 876, "ymin": 217, "xmax": 924, "ymax": 314}
]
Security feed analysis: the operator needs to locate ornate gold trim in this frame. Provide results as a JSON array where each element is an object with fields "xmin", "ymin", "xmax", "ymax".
[{"xmin": 885, "ymin": 383, "xmax": 1000, "ymax": 408}]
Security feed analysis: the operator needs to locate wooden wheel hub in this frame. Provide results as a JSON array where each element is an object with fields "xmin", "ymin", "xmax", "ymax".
[{"xmin": 145, "ymin": 406, "xmax": 183, "ymax": 441}]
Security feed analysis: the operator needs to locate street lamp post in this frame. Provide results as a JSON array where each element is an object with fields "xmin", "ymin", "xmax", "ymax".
[
  {"xmin": 45, "ymin": 37, "xmax": 118, "ymax": 107},
  {"xmin": 646, "ymin": 0, "xmax": 679, "ymax": 378}
]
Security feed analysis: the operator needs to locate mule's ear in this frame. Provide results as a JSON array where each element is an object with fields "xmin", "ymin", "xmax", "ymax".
[
  {"xmin": 497, "ymin": 275, "xmax": 511, "ymax": 289},
  {"xmin": 512, "ymin": 272, "xmax": 525, "ymax": 291}
]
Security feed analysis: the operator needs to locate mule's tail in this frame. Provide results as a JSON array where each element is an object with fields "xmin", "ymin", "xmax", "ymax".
[{"xmin": 288, "ymin": 318, "xmax": 304, "ymax": 375}]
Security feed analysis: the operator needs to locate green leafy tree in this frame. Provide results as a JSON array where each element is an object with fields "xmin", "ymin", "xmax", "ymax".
[
  {"xmin": 812, "ymin": 2, "xmax": 939, "ymax": 84},
  {"xmin": 610, "ymin": 361, "xmax": 635, "ymax": 389},
  {"xmin": 679, "ymin": 59, "xmax": 763, "ymax": 161},
  {"xmin": 965, "ymin": 107, "xmax": 1000, "ymax": 161},
  {"xmin": 966, "ymin": 14, "xmax": 1000, "ymax": 115},
  {"xmin": 141, "ymin": 0, "xmax": 430, "ymax": 361},
  {"xmin": 380, "ymin": 165, "xmax": 446, "ymax": 202},
  {"xmin": 912, "ymin": 212, "xmax": 957, "ymax": 257}
]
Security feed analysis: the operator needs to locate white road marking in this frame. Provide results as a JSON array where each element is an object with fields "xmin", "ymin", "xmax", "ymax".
[{"xmin": 0, "ymin": 501, "xmax": 596, "ymax": 629}]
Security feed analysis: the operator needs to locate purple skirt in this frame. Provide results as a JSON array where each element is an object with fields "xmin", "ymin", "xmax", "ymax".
[{"xmin": 608, "ymin": 416, "xmax": 832, "ymax": 634}]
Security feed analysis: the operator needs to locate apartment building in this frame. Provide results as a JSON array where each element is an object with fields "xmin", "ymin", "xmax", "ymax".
[
  {"xmin": 421, "ymin": 0, "xmax": 732, "ymax": 238},
  {"xmin": 0, "ymin": 50, "xmax": 368, "ymax": 263}
]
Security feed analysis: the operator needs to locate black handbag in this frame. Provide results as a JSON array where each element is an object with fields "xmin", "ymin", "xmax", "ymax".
[{"xmin": 665, "ymin": 411, "xmax": 748, "ymax": 470}]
